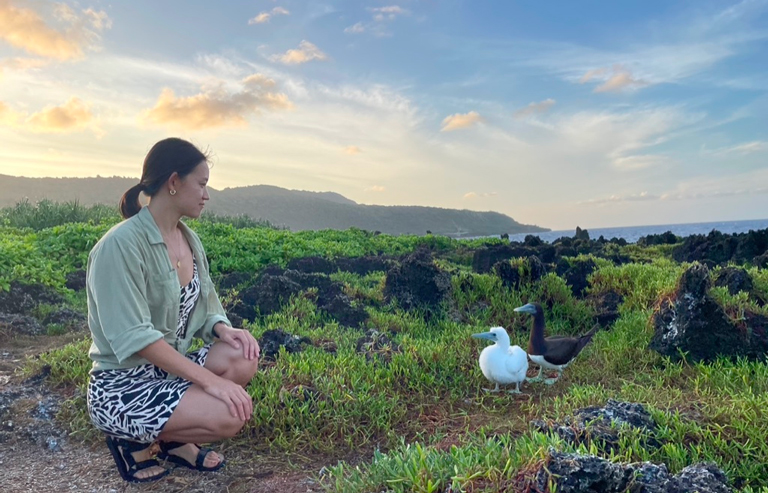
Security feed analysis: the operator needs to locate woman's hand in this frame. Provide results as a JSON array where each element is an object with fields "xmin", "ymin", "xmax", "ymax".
[
  {"xmin": 203, "ymin": 376, "xmax": 253, "ymax": 421},
  {"xmin": 215, "ymin": 323, "xmax": 260, "ymax": 361}
]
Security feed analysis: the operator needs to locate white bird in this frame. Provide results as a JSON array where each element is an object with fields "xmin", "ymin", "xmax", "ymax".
[{"xmin": 471, "ymin": 326, "xmax": 529, "ymax": 394}]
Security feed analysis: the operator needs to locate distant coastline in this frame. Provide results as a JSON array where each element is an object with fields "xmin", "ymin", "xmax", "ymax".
[{"xmin": 505, "ymin": 218, "xmax": 768, "ymax": 244}]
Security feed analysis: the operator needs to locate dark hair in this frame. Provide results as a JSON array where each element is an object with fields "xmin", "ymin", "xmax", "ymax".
[{"xmin": 119, "ymin": 138, "xmax": 209, "ymax": 219}]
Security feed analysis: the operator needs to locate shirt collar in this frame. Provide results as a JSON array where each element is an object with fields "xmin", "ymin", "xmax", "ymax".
[
  {"xmin": 137, "ymin": 206, "xmax": 165, "ymax": 245},
  {"xmin": 137, "ymin": 206, "xmax": 196, "ymax": 249}
]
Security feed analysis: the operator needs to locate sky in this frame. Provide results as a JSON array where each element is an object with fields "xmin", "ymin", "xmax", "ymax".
[{"xmin": 0, "ymin": 0, "xmax": 767, "ymax": 230}]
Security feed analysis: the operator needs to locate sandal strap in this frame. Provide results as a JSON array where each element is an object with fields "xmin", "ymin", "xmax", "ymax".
[{"xmin": 196, "ymin": 447, "xmax": 216, "ymax": 469}]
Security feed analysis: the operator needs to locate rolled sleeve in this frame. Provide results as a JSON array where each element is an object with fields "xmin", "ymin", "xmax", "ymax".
[{"xmin": 88, "ymin": 237, "xmax": 164, "ymax": 364}]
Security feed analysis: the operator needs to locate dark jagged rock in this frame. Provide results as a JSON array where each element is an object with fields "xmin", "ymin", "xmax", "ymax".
[
  {"xmin": 754, "ymin": 252, "xmax": 768, "ymax": 269},
  {"xmin": 335, "ymin": 255, "xmax": 393, "ymax": 275},
  {"xmin": 235, "ymin": 274, "xmax": 302, "ymax": 320},
  {"xmin": 316, "ymin": 288, "xmax": 368, "ymax": 328},
  {"xmin": 638, "ymin": 231, "xmax": 680, "ymax": 246},
  {"xmin": 233, "ymin": 269, "xmax": 368, "ymax": 327},
  {"xmin": 215, "ymin": 271, "xmax": 252, "ymax": 290},
  {"xmin": 713, "ymin": 267, "xmax": 753, "ymax": 295},
  {"xmin": 590, "ymin": 290, "xmax": 623, "ymax": 328},
  {"xmin": 493, "ymin": 261, "xmax": 521, "ymax": 290},
  {"xmin": 64, "ymin": 270, "xmax": 86, "ymax": 291},
  {"xmin": 42, "ymin": 308, "xmax": 86, "ymax": 331},
  {"xmin": 531, "ymin": 400, "xmax": 658, "ymax": 455},
  {"xmin": 287, "ymin": 256, "xmax": 337, "ymax": 274},
  {"xmin": 355, "ymin": 329, "xmax": 401, "ymax": 363},
  {"xmin": 471, "ymin": 244, "xmax": 536, "ymax": 273},
  {"xmin": 556, "ymin": 258, "xmax": 597, "ymax": 298},
  {"xmin": 0, "ymin": 281, "xmax": 64, "ymax": 316},
  {"xmin": 528, "ymin": 450, "xmax": 732, "ymax": 493},
  {"xmin": 0, "ymin": 313, "xmax": 45, "ymax": 336},
  {"xmin": 575, "ymin": 226, "xmax": 590, "ymax": 241},
  {"xmin": 525, "ymin": 255, "xmax": 547, "ymax": 283},
  {"xmin": 649, "ymin": 264, "xmax": 768, "ymax": 362},
  {"xmin": 524, "ymin": 234, "xmax": 544, "ymax": 247},
  {"xmin": 673, "ymin": 228, "xmax": 768, "ymax": 265},
  {"xmin": 384, "ymin": 248, "xmax": 451, "ymax": 311},
  {"xmin": 259, "ymin": 329, "xmax": 311, "ymax": 361}
]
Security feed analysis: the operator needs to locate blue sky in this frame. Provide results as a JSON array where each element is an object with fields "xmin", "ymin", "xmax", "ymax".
[{"xmin": 0, "ymin": 0, "xmax": 766, "ymax": 229}]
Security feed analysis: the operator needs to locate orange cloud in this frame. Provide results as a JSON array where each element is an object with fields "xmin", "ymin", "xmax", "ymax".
[
  {"xmin": 248, "ymin": 6, "xmax": 289, "ymax": 25},
  {"xmin": 514, "ymin": 98, "xmax": 556, "ymax": 119},
  {"xmin": 142, "ymin": 74, "xmax": 292, "ymax": 130},
  {"xmin": 0, "ymin": 97, "xmax": 96, "ymax": 133},
  {"xmin": 595, "ymin": 71, "xmax": 648, "ymax": 93},
  {"xmin": 440, "ymin": 111, "xmax": 482, "ymax": 132},
  {"xmin": 272, "ymin": 40, "xmax": 327, "ymax": 65},
  {"xmin": 0, "ymin": 0, "xmax": 110, "ymax": 60},
  {"xmin": 580, "ymin": 65, "xmax": 648, "ymax": 93},
  {"xmin": 344, "ymin": 145, "xmax": 362, "ymax": 155},
  {"xmin": 26, "ymin": 96, "xmax": 93, "ymax": 132}
]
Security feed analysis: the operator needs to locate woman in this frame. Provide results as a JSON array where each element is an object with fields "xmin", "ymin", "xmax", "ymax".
[{"xmin": 86, "ymin": 138, "xmax": 260, "ymax": 483}]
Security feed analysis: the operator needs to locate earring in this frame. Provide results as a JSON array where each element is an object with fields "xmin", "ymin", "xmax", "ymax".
[{"xmin": 170, "ymin": 189, "xmax": 177, "ymax": 196}]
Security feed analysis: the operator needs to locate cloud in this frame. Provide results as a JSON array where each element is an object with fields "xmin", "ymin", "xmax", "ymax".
[
  {"xmin": 514, "ymin": 98, "xmax": 556, "ymax": 119},
  {"xmin": 579, "ymin": 68, "xmax": 607, "ymax": 83},
  {"xmin": 706, "ymin": 140, "xmax": 768, "ymax": 156},
  {"xmin": 0, "ymin": 56, "xmax": 48, "ymax": 75},
  {"xmin": 371, "ymin": 5, "xmax": 408, "ymax": 21},
  {"xmin": 0, "ymin": 0, "xmax": 110, "ymax": 60},
  {"xmin": 26, "ymin": 96, "xmax": 94, "ymax": 132},
  {"xmin": 344, "ymin": 145, "xmax": 362, "ymax": 155},
  {"xmin": 248, "ymin": 6, "xmax": 290, "ymax": 24},
  {"xmin": 365, "ymin": 185, "xmax": 385, "ymax": 192},
  {"xmin": 595, "ymin": 70, "xmax": 648, "ymax": 93},
  {"xmin": 0, "ymin": 97, "xmax": 97, "ymax": 133},
  {"xmin": 440, "ymin": 111, "xmax": 482, "ymax": 132},
  {"xmin": 344, "ymin": 22, "xmax": 365, "ymax": 34},
  {"xmin": 142, "ymin": 74, "xmax": 292, "ymax": 130},
  {"xmin": 579, "ymin": 65, "xmax": 649, "ymax": 93},
  {"xmin": 271, "ymin": 40, "xmax": 327, "ymax": 65},
  {"xmin": 578, "ymin": 191, "xmax": 660, "ymax": 205},
  {"xmin": 463, "ymin": 191, "xmax": 497, "ymax": 199}
]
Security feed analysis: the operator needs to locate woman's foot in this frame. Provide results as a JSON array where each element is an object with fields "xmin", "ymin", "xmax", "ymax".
[
  {"xmin": 158, "ymin": 441, "xmax": 225, "ymax": 471},
  {"xmin": 130, "ymin": 443, "xmax": 167, "ymax": 480},
  {"xmin": 105, "ymin": 437, "xmax": 169, "ymax": 483}
]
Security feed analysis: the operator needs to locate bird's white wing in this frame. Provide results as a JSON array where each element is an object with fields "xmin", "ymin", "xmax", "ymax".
[{"xmin": 505, "ymin": 345, "xmax": 528, "ymax": 374}]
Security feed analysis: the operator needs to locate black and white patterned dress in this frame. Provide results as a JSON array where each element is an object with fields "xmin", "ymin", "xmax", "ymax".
[{"xmin": 87, "ymin": 259, "xmax": 206, "ymax": 443}]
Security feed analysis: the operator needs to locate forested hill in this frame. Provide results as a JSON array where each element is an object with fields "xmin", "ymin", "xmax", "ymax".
[{"xmin": 0, "ymin": 175, "xmax": 547, "ymax": 236}]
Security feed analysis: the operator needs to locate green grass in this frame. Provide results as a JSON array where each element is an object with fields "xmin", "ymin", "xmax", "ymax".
[{"xmin": 10, "ymin": 215, "xmax": 768, "ymax": 491}]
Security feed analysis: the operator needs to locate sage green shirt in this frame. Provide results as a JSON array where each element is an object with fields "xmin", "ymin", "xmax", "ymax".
[{"xmin": 87, "ymin": 206, "xmax": 231, "ymax": 373}]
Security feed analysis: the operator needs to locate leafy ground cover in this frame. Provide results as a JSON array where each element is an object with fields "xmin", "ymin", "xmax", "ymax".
[{"xmin": 2, "ymin": 201, "xmax": 768, "ymax": 492}]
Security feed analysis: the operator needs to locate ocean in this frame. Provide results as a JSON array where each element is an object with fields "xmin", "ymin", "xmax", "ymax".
[{"xmin": 505, "ymin": 218, "xmax": 768, "ymax": 244}]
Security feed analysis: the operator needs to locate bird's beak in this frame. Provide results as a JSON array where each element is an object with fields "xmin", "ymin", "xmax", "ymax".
[
  {"xmin": 514, "ymin": 303, "xmax": 537, "ymax": 314},
  {"xmin": 471, "ymin": 332, "xmax": 495, "ymax": 341}
]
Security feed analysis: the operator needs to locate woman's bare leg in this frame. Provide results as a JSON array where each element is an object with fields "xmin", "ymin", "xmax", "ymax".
[{"xmin": 158, "ymin": 341, "xmax": 259, "ymax": 467}]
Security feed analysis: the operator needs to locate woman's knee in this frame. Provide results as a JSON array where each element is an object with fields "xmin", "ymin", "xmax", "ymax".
[{"xmin": 215, "ymin": 414, "xmax": 246, "ymax": 438}]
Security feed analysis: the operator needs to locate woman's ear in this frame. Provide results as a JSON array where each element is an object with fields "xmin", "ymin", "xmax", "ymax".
[{"xmin": 167, "ymin": 172, "xmax": 180, "ymax": 191}]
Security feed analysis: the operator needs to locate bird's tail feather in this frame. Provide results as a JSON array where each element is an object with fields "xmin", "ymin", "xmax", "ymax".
[{"xmin": 573, "ymin": 324, "xmax": 599, "ymax": 357}]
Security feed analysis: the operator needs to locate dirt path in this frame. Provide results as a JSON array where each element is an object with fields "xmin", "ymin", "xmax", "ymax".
[{"xmin": 0, "ymin": 334, "xmax": 326, "ymax": 493}]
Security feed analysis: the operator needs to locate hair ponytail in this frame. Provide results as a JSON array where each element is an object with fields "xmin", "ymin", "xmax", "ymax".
[{"xmin": 119, "ymin": 184, "xmax": 144, "ymax": 219}]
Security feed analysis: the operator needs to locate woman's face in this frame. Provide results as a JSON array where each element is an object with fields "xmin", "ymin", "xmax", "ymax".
[{"xmin": 176, "ymin": 161, "xmax": 210, "ymax": 218}]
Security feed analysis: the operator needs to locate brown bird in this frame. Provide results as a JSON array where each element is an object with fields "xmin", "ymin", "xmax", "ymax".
[{"xmin": 514, "ymin": 302, "xmax": 598, "ymax": 385}]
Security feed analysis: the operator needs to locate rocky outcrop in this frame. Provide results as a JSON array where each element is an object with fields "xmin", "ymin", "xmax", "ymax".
[
  {"xmin": 649, "ymin": 264, "xmax": 768, "ymax": 362},
  {"xmin": 528, "ymin": 451, "xmax": 731, "ymax": 493},
  {"xmin": 384, "ymin": 248, "xmax": 451, "ymax": 311}
]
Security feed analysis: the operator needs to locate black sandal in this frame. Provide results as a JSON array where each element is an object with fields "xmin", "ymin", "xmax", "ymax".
[
  {"xmin": 105, "ymin": 436, "xmax": 169, "ymax": 483},
  {"xmin": 157, "ymin": 441, "xmax": 226, "ymax": 472}
]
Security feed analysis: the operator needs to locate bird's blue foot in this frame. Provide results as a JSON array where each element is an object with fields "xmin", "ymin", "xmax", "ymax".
[{"xmin": 543, "ymin": 377, "xmax": 559, "ymax": 385}]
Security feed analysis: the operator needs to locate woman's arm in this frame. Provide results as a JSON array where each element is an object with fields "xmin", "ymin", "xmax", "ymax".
[{"xmin": 137, "ymin": 339, "xmax": 253, "ymax": 421}]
